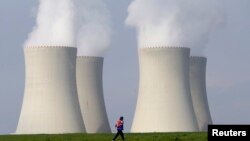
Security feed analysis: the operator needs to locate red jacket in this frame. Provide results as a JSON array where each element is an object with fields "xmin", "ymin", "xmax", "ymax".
[{"xmin": 115, "ymin": 120, "xmax": 124, "ymax": 130}]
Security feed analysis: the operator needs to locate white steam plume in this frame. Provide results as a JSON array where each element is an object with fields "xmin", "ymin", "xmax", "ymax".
[
  {"xmin": 126, "ymin": 0, "xmax": 224, "ymax": 55},
  {"xmin": 75, "ymin": 0, "xmax": 112, "ymax": 57},
  {"xmin": 24, "ymin": 0, "xmax": 76, "ymax": 47}
]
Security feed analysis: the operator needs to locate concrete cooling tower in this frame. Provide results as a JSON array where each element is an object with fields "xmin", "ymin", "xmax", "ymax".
[
  {"xmin": 131, "ymin": 47, "xmax": 199, "ymax": 132},
  {"xmin": 16, "ymin": 47, "xmax": 85, "ymax": 134},
  {"xmin": 189, "ymin": 56, "xmax": 213, "ymax": 131},
  {"xmin": 76, "ymin": 56, "xmax": 111, "ymax": 133}
]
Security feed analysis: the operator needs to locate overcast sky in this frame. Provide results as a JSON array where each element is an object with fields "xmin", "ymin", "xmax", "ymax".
[{"xmin": 0, "ymin": 0, "xmax": 250, "ymax": 134}]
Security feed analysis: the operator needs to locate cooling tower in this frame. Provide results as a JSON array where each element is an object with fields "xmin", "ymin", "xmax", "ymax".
[
  {"xmin": 189, "ymin": 56, "xmax": 213, "ymax": 131},
  {"xmin": 16, "ymin": 47, "xmax": 85, "ymax": 134},
  {"xmin": 76, "ymin": 56, "xmax": 111, "ymax": 133},
  {"xmin": 131, "ymin": 47, "xmax": 199, "ymax": 132}
]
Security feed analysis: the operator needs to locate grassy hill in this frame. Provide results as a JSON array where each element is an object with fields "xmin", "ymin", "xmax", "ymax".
[{"xmin": 0, "ymin": 132, "xmax": 207, "ymax": 141}]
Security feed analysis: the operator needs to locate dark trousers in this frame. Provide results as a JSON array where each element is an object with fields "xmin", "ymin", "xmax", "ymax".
[{"xmin": 113, "ymin": 130, "xmax": 125, "ymax": 140}]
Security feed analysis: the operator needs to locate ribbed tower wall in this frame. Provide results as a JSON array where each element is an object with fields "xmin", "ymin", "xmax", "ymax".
[
  {"xmin": 16, "ymin": 46, "xmax": 85, "ymax": 134},
  {"xmin": 131, "ymin": 47, "xmax": 199, "ymax": 132},
  {"xmin": 189, "ymin": 56, "xmax": 213, "ymax": 131},
  {"xmin": 76, "ymin": 56, "xmax": 111, "ymax": 133}
]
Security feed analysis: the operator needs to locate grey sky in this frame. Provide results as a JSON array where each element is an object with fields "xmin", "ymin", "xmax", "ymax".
[{"xmin": 0, "ymin": 0, "xmax": 250, "ymax": 134}]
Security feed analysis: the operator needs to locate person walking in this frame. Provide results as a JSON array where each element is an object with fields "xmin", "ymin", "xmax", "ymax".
[{"xmin": 112, "ymin": 116, "xmax": 125, "ymax": 141}]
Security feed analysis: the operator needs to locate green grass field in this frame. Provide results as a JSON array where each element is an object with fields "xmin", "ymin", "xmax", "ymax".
[{"xmin": 0, "ymin": 132, "xmax": 207, "ymax": 141}]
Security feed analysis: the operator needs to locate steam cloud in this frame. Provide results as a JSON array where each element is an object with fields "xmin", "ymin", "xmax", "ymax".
[
  {"xmin": 126, "ymin": 0, "xmax": 224, "ymax": 55},
  {"xmin": 75, "ymin": 0, "xmax": 112, "ymax": 56},
  {"xmin": 25, "ymin": 0, "xmax": 112, "ymax": 57},
  {"xmin": 25, "ymin": 0, "xmax": 76, "ymax": 47}
]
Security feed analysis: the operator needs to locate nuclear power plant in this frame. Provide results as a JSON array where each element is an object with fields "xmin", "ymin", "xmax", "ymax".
[
  {"xmin": 16, "ymin": 47, "xmax": 85, "ymax": 134},
  {"xmin": 131, "ymin": 47, "xmax": 199, "ymax": 132},
  {"xmin": 189, "ymin": 56, "xmax": 213, "ymax": 131},
  {"xmin": 9, "ymin": 0, "xmax": 218, "ymax": 135},
  {"xmin": 76, "ymin": 56, "xmax": 111, "ymax": 133},
  {"xmin": 15, "ymin": 46, "xmax": 213, "ymax": 134}
]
